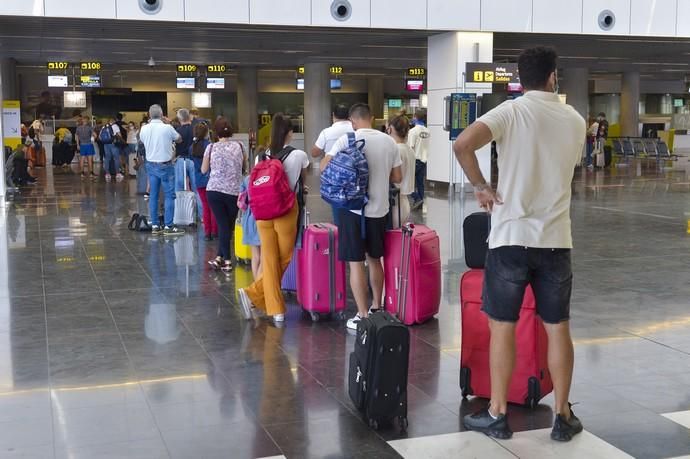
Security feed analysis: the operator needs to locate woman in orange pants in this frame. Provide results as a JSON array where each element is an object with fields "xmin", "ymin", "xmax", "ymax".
[{"xmin": 237, "ymin": 113, "xmax": 309, "ymax": 325}]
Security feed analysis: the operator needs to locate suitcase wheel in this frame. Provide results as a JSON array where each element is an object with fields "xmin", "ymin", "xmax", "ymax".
[
  {"xmin": 398, "ymin": 417, "xmax": 409, "ymax": 432},
  {"xmin": 335, "ymin": 311, "xmax": 346, "ymax": 321},
  {"xmin": 368, "ymin": 418, "xmax": 379, "ymax": 430},
  {"xmin": 310, "ymin": 312, "xmax": 321, "ymax": 322}
]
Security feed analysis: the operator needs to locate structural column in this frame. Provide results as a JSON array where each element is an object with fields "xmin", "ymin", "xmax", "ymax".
[
  {"xmin": 237, "ymin": 67, "xmax": 258, "ymax": 134},
  {"xmin": 621, "ymin": 71, "xmax": 640, "ymax": 137},
  {"xmin": 367, "ymin": 77, "xmax": 384, "ymax": 119},
  {"xmin": 427, "ymin": 32, "xmax": 493, "ymax": 186},
  {"xmin": 304, "ymin": 62, "xmax": 330, "ymax": 160},
  {"xmin": 560, "ymin": 67, "xmax": 589, "ymax": 121},
  {"xmin": 0, "ymin": 60, "xmax": 7, "ymax": 202}
]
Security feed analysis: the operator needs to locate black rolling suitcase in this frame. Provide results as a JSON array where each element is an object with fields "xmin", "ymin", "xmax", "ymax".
[{"xmin": 348, "ymin": 311, "xmax": 409, "ymax": 431}]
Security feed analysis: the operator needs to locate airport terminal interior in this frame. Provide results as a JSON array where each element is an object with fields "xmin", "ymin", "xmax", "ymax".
[{"xmin": 2, "ymin": 1, "xmax": 690, "ymax": 458}]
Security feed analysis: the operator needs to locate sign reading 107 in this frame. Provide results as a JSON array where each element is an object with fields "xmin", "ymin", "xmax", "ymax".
[{"xmin": 47, "ymin": 62, "xmax": 69, "ymax": 70}]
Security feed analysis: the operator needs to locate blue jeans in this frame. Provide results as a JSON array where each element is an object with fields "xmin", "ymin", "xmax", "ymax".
[
  {"xmin": 586, "ymin": 142, "xmax": 593, "ymax": 166},
  {"xmin": 147, "ymin": 161, "xmax": 176, "ymax": 227},
  {"xmin": 410, "ymin": 159, "xmax": 426, "ymax": 203},
  {"xmin": 104, "ymin": 143, "xmax": 119, "ymax": 176},
  {"xmin": 175, "ymin": 157, "xmax": 202, "ymax": 220}
]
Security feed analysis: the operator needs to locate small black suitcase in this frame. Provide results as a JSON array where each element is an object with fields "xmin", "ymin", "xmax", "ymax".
[
  {"xmin": 463, "ymin": 212, "xmax": 490, "ymax": 269},
  {"xmin": 348, "ymin": 311, "xmax": 409, "ymax": 431}
]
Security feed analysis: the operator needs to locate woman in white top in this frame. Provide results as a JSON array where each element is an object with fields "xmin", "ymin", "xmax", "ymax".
[
  {"xmin": 126, "ymin": 122, "xmax": 139, "ymax": 155},
  {"xmin": 387, "ymin": 114, "xmax": 416, "ymax": 226},
  {"xmin": 237, "ymin": 113, "xmax": 310, "ymax": 325}
]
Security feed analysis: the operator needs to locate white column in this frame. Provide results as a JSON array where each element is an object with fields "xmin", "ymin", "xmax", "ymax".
[
  {"xmin": 621, "ymin": 71, "xmax": 641, "ymax": 137},
  {"xmin": 304, "ymin": 63, "xmax": 330, "ymax": 163},
  {"xmin": 0, "ymin": 59, "xmax": 6, "ymax": 204},
  {"xmin": 237, "ymin": 67, "xmax": 258, "ymax": 134},
  {"xmin": 427, "ymin": 32, "xmax": 493, "ymax": 188}
]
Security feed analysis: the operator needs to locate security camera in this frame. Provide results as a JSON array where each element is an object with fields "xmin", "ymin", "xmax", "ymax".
[
  {"xmin": 598, "ymin": 10, "xmax": 615, "ymax": 31},
  {"xmin": 331, "ymin": 0, "xmax": 352, "ymax": 22},
  {"xmin": 139, "ymin": 0, "xmax": 163, "ymax": 15}
]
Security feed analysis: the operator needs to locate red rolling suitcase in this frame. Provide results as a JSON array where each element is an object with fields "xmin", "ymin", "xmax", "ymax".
[
  {"xmin": 383, "ymin": 223, "xmax": 441, "ymax": 325},
  {"xmin": 459, "ymin": 212, "xmax": 552, "ymax": 407},
  {"xmin": 296, "ymin": 223, "xmax": 347, "ymax": 322}
]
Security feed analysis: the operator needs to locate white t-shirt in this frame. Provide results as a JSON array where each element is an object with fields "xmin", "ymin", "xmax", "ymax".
[
  {"xmin": 139, "ymin": 119, "xmax": 180, "ymax": 163},
  {"xmin": 478, "ymin": 90, "xmax": 586, "ymax": 249},
  {"xmin": 267, "ymin": 147, "xmax": 310, "ymax": 190},
  {"xmin": 327, "ymin": 129, "xmax": 402, "ymax": 219},
  {"xmin": 127, "ymin": 127, "xmax": 138, "ymax": 144},
  {"xmin": 396, "ymin": 143, "xmax": 416, "ymax": 196},
  {"xmin": 315, "ymin": 120, "xmax": 354, "ymax": 154},
  {"xmin": 408, "ymin": 124, "xmax": 430, "ymax": 163}
]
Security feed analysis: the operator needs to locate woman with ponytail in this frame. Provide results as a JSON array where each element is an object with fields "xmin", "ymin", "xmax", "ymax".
[
  {"xmin": 237, "ymin": 113, "xmax": 310, "ymax": 325},
  {"xmin": 201, "ymin": 117, "xmax": 245, "ymax": 273}
]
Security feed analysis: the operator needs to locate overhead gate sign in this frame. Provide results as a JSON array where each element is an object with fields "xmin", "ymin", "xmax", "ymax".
[{"xmin": 465, "ymin": 63, "xmax": 519, "ymax": 84}]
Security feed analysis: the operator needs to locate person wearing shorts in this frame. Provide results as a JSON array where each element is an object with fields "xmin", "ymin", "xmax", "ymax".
[
  {"xmin": 322, "ymin": 103, "xmax": 402, "ymax": 331},
  {"xmin": 453, "ymin": 47, "xmax": 586, "ymax": 442},
  {"xmin": 75, "ymin": 117, "xmax": 96, "ymax": 179}
]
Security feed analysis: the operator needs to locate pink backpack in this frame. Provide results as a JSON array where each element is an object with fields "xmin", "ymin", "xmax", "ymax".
[{"xmin": 248, "ymin": 147, "xmax": 295, "ymax": 220}]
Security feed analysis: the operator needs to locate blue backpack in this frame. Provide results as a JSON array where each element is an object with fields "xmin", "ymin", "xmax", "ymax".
[
  {"xmin": 320, "ymin": 132, "xmax": 369, "ymax": 212},
  {"xmin": 99, "ymin": 124, "xmax": 114, "ymax": 144}
]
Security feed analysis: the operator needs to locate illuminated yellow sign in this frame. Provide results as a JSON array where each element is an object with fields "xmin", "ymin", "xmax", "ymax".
[
  {"xmin": 80, "ymin": 62, "xmax": 102, "ymax": 71},
  {"xmin": 407, "ymin": 67, "xmax": 426, "ymax": 77},
  {"xmin": 297, "ymin": 66, "xmax": 305, "ymax": 74},
  {"xmin": 177, "ymin": 64, "xmax": 198, "ymax": 72},
  {"xmin": 466, "ymin": 63, "xmax": 519, "ymax": 84},
  {"xmin": 330, "ymin": 66, "xmax": 344, "ymax": 75},
  {"xmin": 206, "ymin": 64, "xmax": 226, "ymax": 72},
  {"xmin": 47, "ymin": 62, "xmax": 69, "ymax": 70}
]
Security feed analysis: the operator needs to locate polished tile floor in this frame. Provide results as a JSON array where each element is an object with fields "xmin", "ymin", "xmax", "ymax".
[{"xmin": 1, "ymin": 159, "xmax": 690, "ymax": 458}]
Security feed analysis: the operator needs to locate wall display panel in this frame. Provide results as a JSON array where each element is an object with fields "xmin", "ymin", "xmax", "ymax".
[
  {"xmin": 250, "ymin": 0, "xmax": 310, "ymax": 25},
  {"xmin": 371, "ymin": 0, "xmax": 427, "ymax": 28},
  {"xmin": 630, "ymin": 0, "xmax": 677, "ymax": 37},
  {"xmin": 532, "ymin": 0, "xmax": 583, "ymax": 33},
  {"xmin": 427, "ymin": 0, "xmax": 480, "ymax": 30},
  {"xmin": 480, "ymin": 0, "xmax": 532, "ymax": 32}
]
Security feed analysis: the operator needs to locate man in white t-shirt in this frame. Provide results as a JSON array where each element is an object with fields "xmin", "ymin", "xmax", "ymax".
[
  {"xmin": 453, "ymin": 47, "xmax": 585, "ymax": 442},
  {"xmin": 407, "ymin": 110, "xmax": 430, "ymax": 209},
  {"xmin": 139, "ymin": 104, "xmax": 183, "ymax": 236},
  {"xmin": 322, "ymin": 103, "xmax": 402, "ymax": 331},
  {"xmin": 312, "ymin": 104, "xmax": 354, "ymax": 225}
]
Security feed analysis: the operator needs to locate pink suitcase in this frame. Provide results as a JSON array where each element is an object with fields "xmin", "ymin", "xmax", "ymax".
[
  {"xmin": 296, "ymin": 223, "xmax": 347, "ymax": 322},
  {"xmin": 383, "ymin": 224, "xmax": 441, "ymax": 325}
]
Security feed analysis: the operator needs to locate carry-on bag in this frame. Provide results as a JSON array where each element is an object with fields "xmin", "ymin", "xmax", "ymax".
[
  {"xmin": 383, "ymin": 223, "xmax": 441, "ymax": 325},
  {"xmin": 281, "ymin": 256, "xmax": 298, "ymax": 293},
  {"xmin": 296, "ymin": 222, "xmax": 347, "ymax": 322},
  {"xmin": 459, "ymin": 213, "xmax": 553, "ymax": 408},
  {"xmin": 234, "ymin": 219, "xmax": 252, "ymax": 265},
  {"xmin": 128, "ymin": 153, "xmax": 138, "ymax": 176},
  {"xmin": 348, "ymin": 311, "xmax": 409, "ymax": 431},
  {"xmin": 173, "ymin": 160, "xmax": 196, "ymax": 226}
]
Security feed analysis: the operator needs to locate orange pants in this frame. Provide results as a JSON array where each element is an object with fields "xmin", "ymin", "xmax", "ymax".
[{"xmin": 245, "ymin": 203, "xmax": 298, "ymax": 316}]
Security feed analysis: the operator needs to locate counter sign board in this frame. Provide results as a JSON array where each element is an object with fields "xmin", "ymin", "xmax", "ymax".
[
  {"xmin": 465, "ymin": 63, "xmax": 519, "ymax": 84},
  {"xmin": 80, "ymin": 62, "xmax": 102, "ymax": 71},
  {"xmin": 47, "ymin": 62, "xmax": 69, "ymax": 70}
]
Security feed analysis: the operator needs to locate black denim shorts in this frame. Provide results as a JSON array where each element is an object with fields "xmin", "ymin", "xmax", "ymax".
[
  {"xmin": 337, "ymin": 210, "xmax": 387, "ymax": 262},
  {"xmin": 482, "ymin": 246, "xmax": 573, "ymax": 324}
]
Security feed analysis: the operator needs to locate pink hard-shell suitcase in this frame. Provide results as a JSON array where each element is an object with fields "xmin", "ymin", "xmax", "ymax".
[
  {"xmin": 383, "ymin": 224, "xmax": 441, "ymax": 325},
  {"xmin": 296, "ymin": 223, "xmax": 347, "ymax": 322}
]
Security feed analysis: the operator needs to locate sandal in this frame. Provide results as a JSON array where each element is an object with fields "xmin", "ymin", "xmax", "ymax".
[
  {"xmin": 208, "ymin": 256, "xmax": 223, "ymax": 270},
  {"xmin": 221, "ymin": 261, "xmax": 233, "ymax": 274}
]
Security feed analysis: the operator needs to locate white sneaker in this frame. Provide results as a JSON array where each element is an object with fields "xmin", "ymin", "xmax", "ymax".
[
  {"xmin": 346, "ymin": 313, "xmax": 363, "ymax": 331},
  {"xmin": 116, "ymin": 173, "xmax": 124, "ymax": 181},
  {"xmin": 105, "ymin": 174, "xmax": 112, "ymax": 182},
  {"xmin": 369, "ymin": 306, "xmax": 382, "ymax": 314},
  {"xmin": 237, "ymin": 288, "xmax": 254, "ymax": 320},
  {"xmin": 273, "ymin": 314, "xmax": 285, "ymax": 323}
]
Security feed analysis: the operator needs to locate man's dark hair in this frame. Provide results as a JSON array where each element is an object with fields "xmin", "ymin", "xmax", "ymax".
[
  {"xmin": 349, "ymin": 103, "xmax": 371, "ymax": 120},
  {"xmin": 116, "ymin": 113, "xmax": 124, "ymax": 121},
  {"xmin": 517, "ymin": 46, "xmax": 558, "ymax": 90},
  {"xmin": 333, "ymin": 104, "xmax": 349, "ymax": 120},
  {"xmin": 598, "ymin": 112, "xmax": 606, "ymax": 118}
]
